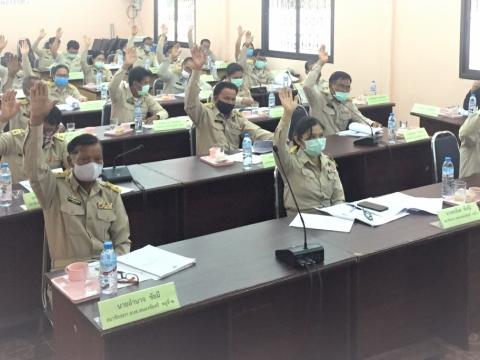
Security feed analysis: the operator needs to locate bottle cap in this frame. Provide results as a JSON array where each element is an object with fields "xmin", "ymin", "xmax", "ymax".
[
  {"xmin": 103, "ymin": 240, "xmax": 113, "ymax": 250},
  {"xmin": 445, "ymin": 156, "xmax": 451, "ymax": 161},
  {"xmin": 0, "ymin": 163, "xmax": 8, "ymax": 168}
]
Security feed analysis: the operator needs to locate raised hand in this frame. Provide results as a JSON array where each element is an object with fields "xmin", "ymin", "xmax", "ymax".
[
  {"xmin": 30, "ymin": 81, "xmax": 56, "ymax": 126},
  {"xmin": 83, "ymin": 35, "xmax": 91, "ymax": 49},
  {"xmin": 19, "ymin": 40, "xmax": 30, "ymax": 56},
  {"xmin": 191, "ymin": 45, "xmax": 206, "ymax": 70},
  {"xmin": 188, "ymin": 25, "xmax": 194, "ymax": 34},
  {"xmin": 472, "ymin": 80, "xmax": 480, "ymax": 91},
  {"xmin": 7, "ymin": 56, "xmax": 21, "ymax": 77},
  {"xmin": 169, "ymin": 46, "xmax": 182, "ymax": 61},
  {"xmin": 123, "ymin": 47, "xmax": 137, "ymax": 68},
  {"xmin": 0, "ymin": 90, "xmax": 21, "ymax": 123},
  {"xmin": 278, "ymin": 87, "xmax": 298, "ymax": 116},
  {"xmin": 245, "ymin": 31, "xmax": 254, "ymax": 45},
  {"xmin": 131, "ymin": 25, "xmax": 139, "ymax": 36},
  {"xmin": 0, "ymin": 35, "xmax": 7, "ymax": 53},
  {"xmin": 161, "ymin": 24, "xmax": 168, "ymax": 36},
  {"xmin": 38, "ymin": 29, "xmax": 47, "ymax": 39},
  {"xmin": 55, "ymin": 27, "xmax": 63, "ymax": 39},
  {"xmin": 319, "ymin": 45, "xmax": 329, "ymax": 65},
  {"xmin": 237, "ymin": 25, "xmax": 245, "ymax": 38}
]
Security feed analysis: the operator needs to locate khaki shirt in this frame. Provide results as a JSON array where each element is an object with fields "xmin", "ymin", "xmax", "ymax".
[
  {"xmin": 273, "ymin": 115, "xmax": 345, "ymax": 212},
  {"xmin": 238, "ymin": 47, "xmax": 274, "ymax": 88},
  {"xmin": 303, "ymin": 63, "xmax": 373, "ymax": 136},
  {"xmin": 33, "ymin": 47, "xmax": 57, "ymax": 70},
  {"xmin": 108, "ymin": 68, "xmax": 168, "ymax": 124},
  {"xmin": 47, "ymin": 81, "xmax": 83, "ymax": 104},
  {"xmin": 185, "ymin": 69, "xmax": 273, "ymax": 156},
  {"xmin": 23, "ymin": 124, "xmax": 131, "ymax": 269},
  {"xmin": 0, "ymin": 128, "xmax": 68, "ymax": 183},
  {"xmin": 56, "ymin": 52, "xmax": 81, "ymax": 72},
  {"xmin": 127, "ymin": 37, "xmax": 159, "ymax": 69},
  {"xmin": 0, "ymin": 100, "xmax": 30, "ymax": 132},
  {"xmin": 80, "ymin": 49, "xmax": 112, "ymax": 84},
  {"xmin": 459, "ymin": 112, "xmax": 480, "ymax": 177},
  {"xmin": 236, "ymin": 86, "xmax": 253, "ymax": 106},
  {"xmin": 158, "ymin": 59, "xmax": 212, "ymax": 94},
  {"xmin": 0, "ymin": 57, "xmax": 34, "ymax": 91}
]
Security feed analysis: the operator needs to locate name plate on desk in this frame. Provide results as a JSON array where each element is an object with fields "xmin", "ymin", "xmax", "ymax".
[
  {"xmin": 68, "ymin": 72, "xmax": 84, "ymax": 81},
  {"xmin": 403, "ymin": 128, "xmax": 429, "ymax": 142},
  {"xmin": 79, "ymin": 100, "xmax": 106, "ymax": 112},
  {"xmin": 411, "ymin": 103, "xmax": 441, "ymax": 117},
  {"xmin": 153, "ymin": 118, "xmax": 188, "ymax": 131},
  {"xmin": 98, "ymin": 282, "xmax": 180, "ymax": 330},
  {"xmin": 437, "ymin": 203, "xmax": 480, "ymax": 229},
  {"xmin": 22, "ymin": 192, "xmax": 40, "ymax": 210},
  {"xmin": 268, "ymin": 106, "xmax": 284, "ymax": 118},
  {"xmin": 366, "ymin": 95, "xmax": 390, "ymax": 105},
  {"xmin": 261, "ymin": 153, "xmax": 276, "ymax": 168}
]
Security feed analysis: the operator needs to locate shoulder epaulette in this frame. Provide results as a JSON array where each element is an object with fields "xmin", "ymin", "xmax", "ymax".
[
  {"xmin": 47, "ymin": 81, "xmax": 55, "ymax": 87},
  {"xmin": 67, "ymin": 84, "xmax": 77, "ymax": 90},
  {"xmin": 100, "ymin": 181, "xmax": 122, "ymax": 193},
  {"xmin": 10, "ymin": 129, "xmax": 26, "ymax": 136},
  {"xmin": 53, "ymin": 133, "xmax": 65, "ymax": 141},
  {"xmin": 205, "ymin": 103, "xmax": 215, "ymax": 109},
  {"xmin": 54, "ymin": 170, "xmax": 69, "ymax": 178},
  {"xmin": 18, "ymin": 99, "xmax": 29, "ymax": 105},
  {"xmin": 326, "ymin": 155, "xmax": 338, "ymax": 167}
]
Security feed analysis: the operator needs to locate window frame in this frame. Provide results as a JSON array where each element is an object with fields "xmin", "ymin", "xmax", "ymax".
[
  {"xmin": 261, "ymin": 0, "xmax": 335, "ymax": 62},
  {"xmin": 154, "ymin": 0, "xmax": 196, "ymax": 48},
  {"xmin": 460, "ymin": 0, "xmax": 480, "ymax": 79}
]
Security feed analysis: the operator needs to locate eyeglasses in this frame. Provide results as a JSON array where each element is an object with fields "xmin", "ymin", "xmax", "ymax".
[
  {"xmin": 362, "ymin": 208, "xmax": 373, "ymax": 221},
  {"xmin": 117, "ymin": 271, "xmax": 139, "ymax": 285}
]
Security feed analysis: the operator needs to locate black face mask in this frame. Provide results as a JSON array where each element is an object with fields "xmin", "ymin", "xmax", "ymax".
[{"xmin": 216, "ymin": 100, "xmax": 235, "ymax": 116}]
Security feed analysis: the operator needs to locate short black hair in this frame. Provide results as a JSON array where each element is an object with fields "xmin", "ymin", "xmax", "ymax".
[
  {"xmin": 213, "ymin": 81, "xmax": 238, "ymax": 97},
  {"xmin": 22, "ymin": 76, "xmax": 40, "ymax": 95},
  {"xmin": 45, "ymin": 106, "xmax": 62, "ymax": 127},
  {"xmin": 51, "ymin": 64, "xmax": 70, "ymax": 77},
  {"xmin": 67, "ymin": 133, "xmax": 101, "ymax": 154},
  {"xmin": 128, "ymin": 66, "xmax": 152, "ymax": 87},
  {"xmin": 90, "ymin": 50, "xmax": 105, "ymax": 64},
  {"xmin": 143, "ymin": 37, "xmax": 153, "ymax": 43},
  {"xmin": 329, "ymin": 71, "xmax": 352, "ymax": 84},
  {"xmin": 292, "ymin": 116, "xmax": 325, "ymax": 147},
  {"xmin": 253, "ymin": 49, "xmax": 264, "ymax": 57},
  {"xmin": 164, "ymin": 43, "xmax": 174, "ymax": 55},
  {"xmin": 66, "ymin": 40, "xmax": 80, "ymax": 50},
  {"xmin": 226, "ymin": 63, "xmax": 243, "ymax": 77},
  {"xmin": 200, "ymin": 39, "xmax": 210, "ymax": 45},
  {"xmin": 182, "ymin": 57, "xmax": 193, "ymax": 66},
  {"xmin": 44, "ymin": 37, "xmax": 56, "ymax": 49}
]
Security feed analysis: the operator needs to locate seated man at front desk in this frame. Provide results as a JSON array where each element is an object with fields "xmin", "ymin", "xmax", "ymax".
[
  {"xmin": 0, "ymin": 89, "xmax": 68, "ymax": 183},
  {"xmin": 303, "ymin": 46, "xmax": 381, "ymax": 136},
  {"xmin": 185, "ymin": 45, "xmax": 273, "ymax": 156},
  {"xmin": 109, "ymin": 47, "xmax": 168, "ymax": 124},
  {"xmin": 47, "ymin": 64, "xmax": 87, "ymax": 104},
  {"xmin": 24, "ymin": 82, "xmax": 131, "ymax": 269}
]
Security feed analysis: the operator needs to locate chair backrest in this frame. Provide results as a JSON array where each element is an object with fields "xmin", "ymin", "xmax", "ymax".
[
  {"xmin": 41, "ymin": 230, "xmax": 53, "ymax": 326},
  {"xmin": 153, "ymin": 79, "xmax": 164, "ymax": 94},
  {"xmin": 431, "ymin": 131, "xmax": 460, "ymax": 183},
  {"xmin": 101, "ymin": 101, "xmax": 112, "ymax": 126},
  {"xmin": 274, "ymin": 168, "xmax": 287, "ymax": 218},
  {"xmin": 189, "ymin": 125, "xmax": 197, "ymax": 156},
  {"xmin": 106, "ymin": 53, "xmax": 116, "ymax": 64},
  {"xmin": 288, "ymin": 105, "xmax": 309, "ymax": 142}
]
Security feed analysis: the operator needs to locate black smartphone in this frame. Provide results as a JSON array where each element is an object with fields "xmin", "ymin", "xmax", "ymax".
[{"xmin": 357, "ymin": 201, "xmax": 389, "ymax": 212}]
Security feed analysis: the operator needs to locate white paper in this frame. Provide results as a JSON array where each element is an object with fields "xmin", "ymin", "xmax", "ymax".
[
  {"xmin": 289, "ymin": 213, "xmax": 354, "ymax": 233},
  {"xmin": 87, "ymin": 261, "xmax": 159, "ymax": 289},
  {"xmin": 226, "ymin": 151, "xmax": 262, "ymax": 164},
  {"xmin": 337, "ymin": 130, "xmax": 366, "ymax": 137},
  {"xmin": 19, "ymin": 180, "xmax": 33, "ymax": 193},
  {"xmin": 117, "ymin": 244, "xmax": 196, "ymax": 279},
  {"xmin": 348, "ymin": 122, "xmax": 384, "ymax": 136}
]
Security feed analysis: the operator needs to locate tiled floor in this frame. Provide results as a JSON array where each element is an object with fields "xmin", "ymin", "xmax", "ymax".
[{"xmin": 0, "ymin": 319, "xmax": 53, "ymax": 360}]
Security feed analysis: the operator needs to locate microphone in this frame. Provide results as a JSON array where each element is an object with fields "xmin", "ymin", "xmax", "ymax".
[
  {"xmin": 101, "ymin": 145, "xmax": 144, "ymax": 183},
  {"xmin": 341, "ymin": 102, "xmax": 380, "ymax": 146},
  {"xmin": 272, "ymin": 145, "xmax": 324, "ymax": 268}
]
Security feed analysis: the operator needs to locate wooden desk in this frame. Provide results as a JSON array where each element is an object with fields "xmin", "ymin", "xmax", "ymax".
[
  {"xmin": 50, "ymin": 220, "xmax": 356, "ymax": 360},
  {"xmin": 411, "ymin": 111, "xmax": 466, "ymax": 139}
]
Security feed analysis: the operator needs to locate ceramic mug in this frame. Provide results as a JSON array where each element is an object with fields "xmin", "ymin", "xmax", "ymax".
[{"xmin": 65, "ymin": 262, "xmax": 88, "ymax": 282}]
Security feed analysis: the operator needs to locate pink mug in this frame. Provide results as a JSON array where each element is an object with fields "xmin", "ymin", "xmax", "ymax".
[
  {"xmin": 65, "ymin": 262, "xmax": 88, "ymax": 282},
  {"xmin": 209, "ymin": 146, "xmax": 218, "ymax": 159}
]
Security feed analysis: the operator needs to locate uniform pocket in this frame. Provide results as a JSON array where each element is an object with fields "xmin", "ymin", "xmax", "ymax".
[{"xmin": 60, "ymin": 202, "xmax": 86, "ymax": 235}]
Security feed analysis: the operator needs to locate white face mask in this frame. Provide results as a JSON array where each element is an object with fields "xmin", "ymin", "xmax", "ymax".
[
  {"xmin": 181, "ymin": 70, "xmax": 190, "ymax": 79},
  {"xmin": 73, "ymin": 162, "xmax": 103, "ymax": 182}
]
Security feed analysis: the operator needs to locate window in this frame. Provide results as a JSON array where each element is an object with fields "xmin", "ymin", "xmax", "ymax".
[
  {"xmin": 154, "ymin": 0, "xmax": 196, "ymax": 45},
  {"xmin": 460, "ymin": 0, "xmax": 480, "ymax": 78},
  {"xmin": 261, "ymin": 0, "xmax": 335, "ymax": 61}
]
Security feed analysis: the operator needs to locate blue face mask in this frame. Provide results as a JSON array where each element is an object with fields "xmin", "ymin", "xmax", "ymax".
[
  {"xmin": 138, "ymin": 84, "xmax": 150, "ymax": 96},
  {"xmin": 54, "ymin": 76, "xmax": 69, "ymax": 87},
  {"xmin": 231, "ymin": 78, "xmax": 244, "ymax": 88},
  {"xmin": 334, "ymin": 91, "xmax": 350, "ymax": 102},
  {"xmin": 304, "ymin": 138, "xmax": 326, "ymax": 157},
  {"xmin": 246, "ymin": 48, "xmax": 254, "ymax": 57},
  {"xmin": 255, "ymin": 60, "xmax": 267, "ymax": 70}
]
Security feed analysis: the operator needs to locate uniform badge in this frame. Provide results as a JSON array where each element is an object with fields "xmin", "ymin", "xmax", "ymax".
[
  {"xmin": 66, "ymin": 195, "xmax": 81, "ymax": 205},
  {"xmin": 97, "ymin": 201, "xmax": 113, "ymax": 210}
]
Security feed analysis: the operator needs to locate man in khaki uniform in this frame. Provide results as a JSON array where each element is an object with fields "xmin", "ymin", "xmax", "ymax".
[
  {"xmin": 185, "ymin": 45, "xmax": 273, "ymax": 156},
  {"xmin": 238, "ymin": 31, "xmax": 274, "ymax": 88},
  {"xmin": 0, "ymin": 93, "xmax": 68, "ymax": 182},
  {"xmin": 459, "ymin": 111, "xmax": 480, "ymax": 177},
  {"xmin": 0, "ymin": 41, "xmax": 34, "ymax": 92},
  {"xmin": 56, "ymin": 40, "xmax": 82, "ymax": 72},
  {"xmin": 32, "ymin": 28, "xmax": 61, "ymax": 69},
  {"xmin": 303, "ymin": 47, "xmax": 380, "ymax": 136},
  {"xmin": 188, "ymin": 26, "xmax": 216, "ymax": 62},
  {"xmin": 48, "ymin": 64, "xmax": 86, "ymax": 104},
  {"xmin": 109, "ymin": 48, "xmax": 168, "ymax": 124},
  {"xmin": 274, "ymin": 87, "xmax": 345, "ymax": 214},
  {"xmin": 127, "ymin": 25, "xmax": 158, "ymax": 69},
  {"xmin": 24, "ymin": 82, "xmax": 131, "ymax": 269},
  {"xmin": 81, "ymin": 36, "xmax": 112, "ymax": 84}
]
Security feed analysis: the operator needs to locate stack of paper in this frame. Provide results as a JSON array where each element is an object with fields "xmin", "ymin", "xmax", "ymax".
[
  {"xmin": 338, "ymin": 123, "xmax": 384, "ymax": 137},
  {"xmin": 289, "ymin": 213, "xmax": 354, "ymax": 232},
  {"xmin": 118, "ymin": 245, "xmax": 196, "ymax": 279}
]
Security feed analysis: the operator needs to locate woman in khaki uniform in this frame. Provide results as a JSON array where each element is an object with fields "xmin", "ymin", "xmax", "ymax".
[
  {"xmin": 274, "ymin": 87, "xmax": 345, "ymax": 214},
  {"xmin": 459, "ymin": 111, "xmax": 480, "ymax": 177},
  {"xmin": 81, "ymin": 36, "xmax": 112, "ymax": 84}
]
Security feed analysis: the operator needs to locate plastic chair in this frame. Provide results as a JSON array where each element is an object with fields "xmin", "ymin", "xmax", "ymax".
[
  {"xmin": 431, "ymin": 131, "xmax": 460, "ymax": 183},
  {"xmin": 153, "ymin": 79, "xmax": 164, "ymax": 94}
]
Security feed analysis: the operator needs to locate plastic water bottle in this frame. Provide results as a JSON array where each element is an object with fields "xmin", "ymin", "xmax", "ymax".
[
  {"xmin": 469, "ymin": 93, "xmax": 477, "ymax": 114},
  {"xmin": 100, "ymin": 84, "xmax": 108, "ymax": 101},
  {"xmin": 99, "ymin": 241, "xmax": 117, "ymax": 295},
  {"xmin": 207, "ymin": 55, "xmax": 212, "ymax": 70},
  {"xmin": 441, "ymin": 157, "xmax": 454, "ymax": 198},
  {"xmin": 117, "ymin": 52, "xmax": 124, "ymax": 66},
  {"xmin": 134, "ymin": 101, "xmax": 143, "ymax": 133},
  {"xmin": 242, "ymin": 133, "xmax": 253, "ymax": 170},
  {"xmin": 283, "ymin": 73, "xmax": 289, "ymax": 87},
  {"xmin": 369, "ymin": 80, "xmax": 377, "ymax": 96},
  {"xmin": 210, "ymin": 61, "xmax": 218, "ymax": 80},
  {"xmin": 387, "ymin": 112, "xmax": 397, "ymax": 144},
  {"xmin": 144, "ymin": 58, "xmax": 151, "ymax": 70},
  {"xmin": 0, "ymin": 163, "xmax": 12, "ymax": 208},
  {"xmin": 268, "ymin": 91, "xmax": 276, "ymax": 116},
  {"xmin": 95, "ymin": 71, "xmax": 103, "ymax": 90}
]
